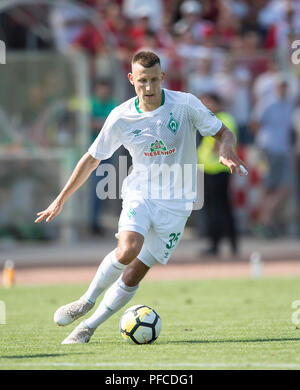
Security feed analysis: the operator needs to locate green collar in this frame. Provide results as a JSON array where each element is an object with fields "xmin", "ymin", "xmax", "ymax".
[{"xmin": 135, "ymin": 89, "xmax": 165, "ymax": 113}]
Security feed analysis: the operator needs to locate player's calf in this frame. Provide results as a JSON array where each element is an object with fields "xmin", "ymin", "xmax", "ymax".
[{"xmin": 122, "ymin": 258, "xmax": 150, "ymax": 287}]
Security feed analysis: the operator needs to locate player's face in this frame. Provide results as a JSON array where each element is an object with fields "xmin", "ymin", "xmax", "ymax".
[{"xmin": 128, "ymin": 63, "xmax": 165, "ymax": 111}]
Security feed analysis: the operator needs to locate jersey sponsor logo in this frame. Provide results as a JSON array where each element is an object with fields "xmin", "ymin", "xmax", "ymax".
[
  {"xmin": 144, "ymin": 139, "xmax": 176, "ymax": 157},
  {"xmin": 150, "ymin": 139, "xmax": 166, "ymax": 152},
  {"xmin": 167, "ymin": 112, "xmax": 179, "ymax": 134}
]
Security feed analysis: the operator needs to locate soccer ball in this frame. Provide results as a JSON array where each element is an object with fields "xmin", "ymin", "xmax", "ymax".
[{"xmin": 120, "ymin": 304, "xmax": 161, "ymax": 344}]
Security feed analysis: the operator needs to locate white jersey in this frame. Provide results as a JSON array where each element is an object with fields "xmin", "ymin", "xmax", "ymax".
[{"xmin": 88, "ymin": 88, "xmax": 222, "ymax": 216}]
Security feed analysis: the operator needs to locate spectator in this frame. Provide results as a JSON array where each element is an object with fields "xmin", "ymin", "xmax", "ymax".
[
  {"xmin": 71, "ymin": 22, "xmax": 106, "ymax": 57},
  {"xmin": 175, "ymin": 27, "xmax": 208, "ymax": 65},
  {"xmin": 101, "ymin": 1, "xmax": 131, "ymax": 50},
  {"xmin": 259, "ymin": 0, "xmax": 300, "ymax": 51},
  {"xmin": 197, "ymin": 93, "xmax": 239, "ymax": 257},
  {"xmin": 187, "ymin": 55, "xmax": 219, "ymax": 97},
  {"xmin": 127, "ymin": 12, "xmax": 153, "ymax": 52},
  {"xmin": 229, "ymin": 30, "xmax": 269, "ymax": 81},
  {"xmin": 214, "ymin": 0, "xmax": 242, "ymax": 48},
  {"xmin": 89, "ymin": 78, "xmax": 118, "ymax": 235},
  {"xmin": 228, "ymin": 66, "xmax": 252, "ymax": 144},
  {"xmin": 252, "ymin": 57, "xmax": 299, "ymax": 106},
  {"xmin": 240, "ymin": 0, "xmax": 267, "ymax": 37},
  {"xmin": 162, "ymin": 42, "xmax": 187, "ymax": 91},
  {"xmin": 201, "ymin": 0, "xmax": 221, "ymax": 23},
  {"xmin": 227, "ymin": 0, "xmax": 249, "ymax": 21},
  {"xmin": 49, "ymin": 0, "xmax": 87, "ymax": 53},
  {"xmin": 252, "ymin": 56, "xmax": 281, "ymax": 105},
  {"xmin": 250, "ymin": 78, "xmax": 296, "ymax": 237},
  {"xmin": 214, "ymin": 57, "xmax": 236, "ymax": 105},
  {"xmin": 122, "ymin": 0, "xmax": 163, "ymax": 33},
  {"xmin": 174, "ymin": 0, "xmax": 214, "ymax": 45}
]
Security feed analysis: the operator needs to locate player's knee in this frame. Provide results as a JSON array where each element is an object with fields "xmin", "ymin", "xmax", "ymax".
[{"xmin": 116, "ymin": 245, "xmax": 140, "ymax": 265}]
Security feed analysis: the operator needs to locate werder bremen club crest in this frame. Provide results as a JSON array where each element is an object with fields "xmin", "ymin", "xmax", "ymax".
[{"xmin": 167, "ymin": 112, "xmax": 179, "ymax": 134}]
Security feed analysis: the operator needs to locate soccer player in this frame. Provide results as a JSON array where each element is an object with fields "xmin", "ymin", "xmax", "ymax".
[{"xmin": 35, "ymin": 51, "xmax": 247, "ymax": 344}]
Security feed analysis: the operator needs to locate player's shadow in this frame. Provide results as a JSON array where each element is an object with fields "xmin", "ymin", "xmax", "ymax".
[
  {"xmin": 168, "ymin": 337, "xmax": 300, "ymax": 344},
  {"xmin": 0, "ymin": 352, "xmax": 87, "ymax": 359}
]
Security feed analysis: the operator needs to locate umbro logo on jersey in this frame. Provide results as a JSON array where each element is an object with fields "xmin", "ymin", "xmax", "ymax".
[
  {"xmin": 167, "ymin": 112, "xmax": 179, "ymax": 134},
  {"xmin": 144, "ymin": 139, "xmax": 176, "ymax": 157},
  {"xmin": 132, "ymin": 129, "xmax": 142, "ymax": 137}
]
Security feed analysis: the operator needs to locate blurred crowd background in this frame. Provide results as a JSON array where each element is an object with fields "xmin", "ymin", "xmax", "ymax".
[{"xmin": 0, "ymin": 0, "xmax": 300, "ymax": 255}]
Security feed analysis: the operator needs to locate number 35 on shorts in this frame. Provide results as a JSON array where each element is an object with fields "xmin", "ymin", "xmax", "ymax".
[
  {"xmin": 162, "ymin": 232, "xmax": 182, "ymax": 264},
  {"xmin": 163, "ymin": 232, "xmax": 181, "ymax": 260},
  {"xmin": 166, "ymin": 232, "xmax": 181, "ymax": 249}
]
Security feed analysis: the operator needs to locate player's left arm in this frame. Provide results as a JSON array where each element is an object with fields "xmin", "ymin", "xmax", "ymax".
[{"xmin": 213, "ymin": 124, "xmax": 248, "ymax": 175}]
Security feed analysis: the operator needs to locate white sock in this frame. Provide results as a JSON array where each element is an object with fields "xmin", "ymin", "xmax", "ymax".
[
  {"xmin": 83, "ymin": 249, "xmax": 126, "ymax": 304},
  {"xmin": 84, "ymin": 276, "xmax": 138, "ymax": 329}
]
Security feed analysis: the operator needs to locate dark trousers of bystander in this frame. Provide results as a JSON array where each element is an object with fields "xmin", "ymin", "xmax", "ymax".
[{"xmin": 203, "ymin": 172, "xmax": 238, "ymax": 256}]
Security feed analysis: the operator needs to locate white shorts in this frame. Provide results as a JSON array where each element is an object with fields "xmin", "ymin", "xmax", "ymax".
[{"xmin": 115, "ymin": 197, "xmax": 188, "ymax": 268}]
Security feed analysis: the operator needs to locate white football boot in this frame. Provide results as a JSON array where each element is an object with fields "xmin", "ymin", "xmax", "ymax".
[
  {"xmin": 61, "ymin": 321, "xmax": 95, "ymax": 344},
  {"xmin": 54, "ymin": 297, "xmax": 94, "ymax": 326}
]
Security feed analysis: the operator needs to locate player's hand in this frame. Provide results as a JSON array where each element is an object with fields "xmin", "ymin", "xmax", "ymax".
[
  {"xmin": 219, "ymin": 146, "xmax": 248, "ymax": 176},
  {"xmin": 34, "ymin": 199, "xmax": 63, "ymax": 223}
]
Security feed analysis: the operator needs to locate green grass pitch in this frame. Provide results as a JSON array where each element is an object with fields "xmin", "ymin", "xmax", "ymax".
[{"xmin": 1, "ymin": 276, "xmax": 300, "ymax": 370}]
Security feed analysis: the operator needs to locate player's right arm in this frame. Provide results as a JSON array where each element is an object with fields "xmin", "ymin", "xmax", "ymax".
[
  {"xmin": 35, "ymin": 152, "xmax": 100, "ymax": 223},
  {"xmin": 35, "ymin": 107, "xmax": 122, "ymax": 223}
]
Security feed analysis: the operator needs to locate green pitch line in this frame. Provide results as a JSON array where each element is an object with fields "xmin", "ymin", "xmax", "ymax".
[{"xmin": 1, "ymin": 277, "xmax": 300, "ymax": 370}]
